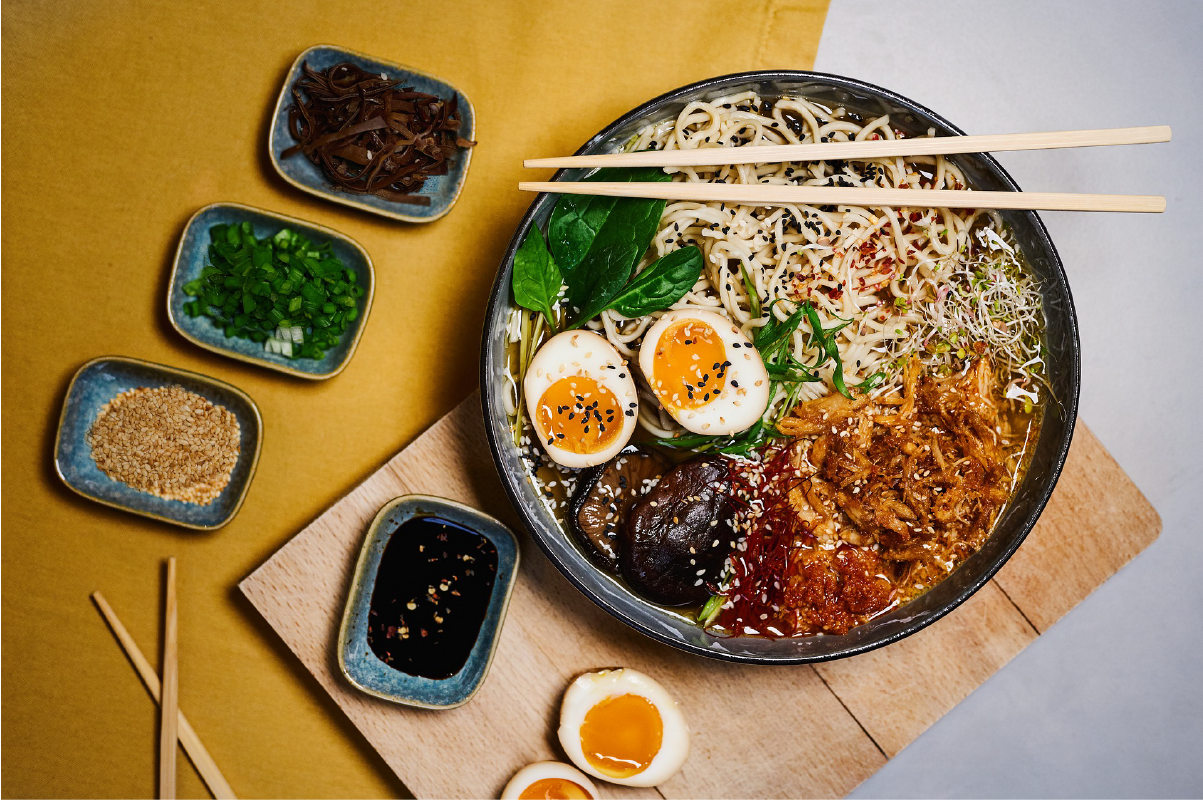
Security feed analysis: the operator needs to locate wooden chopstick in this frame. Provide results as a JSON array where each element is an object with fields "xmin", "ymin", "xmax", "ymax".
[
  {"xmin": 91, "ymin": 591, "xmax": 238, "ymax": 800},
  {"xmin": 160, "ymin": 558, "xmax": 179, "ymax": 799},
  {"xmin": 523, "ymin": 125, "xmax": 1171, "ymax": 169},
  {"xmin": 517, "ymin": 181, "xmax": 1165, "ymax": 213}
]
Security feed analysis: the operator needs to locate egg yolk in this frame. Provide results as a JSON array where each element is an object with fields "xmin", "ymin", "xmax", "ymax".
[
  {"xmin": 651, "ymin": 320, "xmax": 729, "ymax": 411},
  {"xmin": 517, "ymin": 778, "xmax": 593, "ymax": 800},
  {"xmin": 579, "ymin": 693, "xmax": 663, "ymax": 778},
  {"xmin": 536, "ymin": 376, "xmax": 622, "ymax": 454}
]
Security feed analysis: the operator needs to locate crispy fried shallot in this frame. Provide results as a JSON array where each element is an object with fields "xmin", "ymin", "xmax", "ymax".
[{"xmin": 718, "ymin": 357, "xmax": 1032, "ymax": 636}]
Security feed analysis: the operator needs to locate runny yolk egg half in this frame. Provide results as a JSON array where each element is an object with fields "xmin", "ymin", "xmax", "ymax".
[
  {"xmin": 500, "ymin": 761, "xmax": 598, "ymax": 800},
  {"xmin": 638, "ymin": 309, "xmax": 769, "ymax": 436},
  {"xmin": 557, "ymin": 668, "xmax": 690, "ymax": 787},
  {"xmin": 524, "ymin": 330, "xmax": 639, "ymax": 469}
]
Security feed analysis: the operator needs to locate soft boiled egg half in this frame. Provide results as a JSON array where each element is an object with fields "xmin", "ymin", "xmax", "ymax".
[
  {"xmin": 501, "ymin": 761, "xmax": 598, "ymax": 799},
  {"xmin": 638, "ymin": 309, "xmax": 770, "ymax": 436},
  {"xmin": 524, "ymin": 331, "xmax": 639, "ymax": 468},
  {"xmin": 557, "ymin": 668, "xmax": 690, "ymax": 787}
]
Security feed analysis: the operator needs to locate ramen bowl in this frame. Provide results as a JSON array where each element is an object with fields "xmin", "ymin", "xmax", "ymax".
[{"xmin": 480, "ymin": 71, "xmax": 1080, "ymax": 663}]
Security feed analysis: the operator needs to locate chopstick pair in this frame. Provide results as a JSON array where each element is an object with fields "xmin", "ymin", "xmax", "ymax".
[
  {"xmin": 520, "ymin": 125, "xmax": 1170, "ymax": 213},
  {"xmin": 93, "ymin": 562, "xmax": 236, "ymax": 799}
]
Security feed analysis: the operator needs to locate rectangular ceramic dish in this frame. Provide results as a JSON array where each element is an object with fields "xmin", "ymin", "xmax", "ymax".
[
  {"xmin": 268, "ymin": 44, "xmax": 476, "ymax": 223},
  {"xmin": 54, "ymin": 356, "xmax": 262, "ymax": 530},
  {"xmin": 167, "ymin": 202, "xmax": 374, "ymax": 379},
  {"xmin": 337, "ymin": 495, "xmax": 519, "ymax": 709}
]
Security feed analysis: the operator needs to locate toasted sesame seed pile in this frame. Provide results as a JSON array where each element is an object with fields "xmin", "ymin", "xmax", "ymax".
[{"xmin": 86, "ymin": 385, "xmax": 241, "ymax": 505}]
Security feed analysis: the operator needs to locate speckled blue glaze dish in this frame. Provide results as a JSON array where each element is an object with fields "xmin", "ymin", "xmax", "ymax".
[
  {"xmin": 167, "ymin": 202, "xmax": 375, "ymax": 379},
  {"xmin": 268, "ymin": 44, "xmax": 476, "ymax": 223},
  {"xmin": 337, "ymin": 495, "xmax": 519, "ymax": 709},
  {"xmin": 54, "ymin": 356, "xmax": 263, "ymax": 530}
]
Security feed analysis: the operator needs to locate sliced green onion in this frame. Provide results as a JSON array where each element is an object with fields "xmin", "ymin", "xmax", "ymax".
[{"xmin": 183, "ymin": 223, "xmax": 354, "ymax": 361}]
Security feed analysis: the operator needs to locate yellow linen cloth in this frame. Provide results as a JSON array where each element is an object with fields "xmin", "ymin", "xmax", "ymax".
[{"xmin": 1, "ymin": 0, "xmax": 827, "ymax": 795}]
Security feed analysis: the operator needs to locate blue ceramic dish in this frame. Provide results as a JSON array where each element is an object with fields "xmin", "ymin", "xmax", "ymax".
[
  {"xmin": 167, "ymin": 202, "xmax": 375, "ymax": 379},
  {"xmin": 337, "ymin": 495, "xmax": 519, "ymax": 709},
  {"xmin": 54, "ymin": 356, "xmax": 263, "ymax": 530},
  {"xmin": 268, "ymin": 44, "xmax": 476, "ymax": 223}
]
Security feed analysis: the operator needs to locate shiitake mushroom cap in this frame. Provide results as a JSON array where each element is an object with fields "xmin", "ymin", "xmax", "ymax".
[
  {"xmin": 619, "ymin": 455, "xmax": 734, "ymax": 606},
  {"xmin": 568, "ymin": 444, "xmax": 671, "ymax": 572}
]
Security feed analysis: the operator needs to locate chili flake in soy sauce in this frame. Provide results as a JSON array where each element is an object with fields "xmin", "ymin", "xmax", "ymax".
[{"xmin": 366, "ymin": 516, "xmax": 498, "ymax": 679}]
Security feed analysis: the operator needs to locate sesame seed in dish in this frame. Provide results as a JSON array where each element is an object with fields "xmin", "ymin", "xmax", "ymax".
[{"xmin": 85, "ymin": 385, "xmax": 241, "ymax": 505}]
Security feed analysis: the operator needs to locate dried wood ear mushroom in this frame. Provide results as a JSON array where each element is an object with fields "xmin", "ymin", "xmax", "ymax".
[{"xmin": 282, "ymin": 61, "xmax": 476, "ymax": 205}]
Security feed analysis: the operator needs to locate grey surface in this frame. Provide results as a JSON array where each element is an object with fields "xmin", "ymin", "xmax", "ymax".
[{"xmin": 813, "ymin": 1, "xmax": 1203, "ymax": 796}]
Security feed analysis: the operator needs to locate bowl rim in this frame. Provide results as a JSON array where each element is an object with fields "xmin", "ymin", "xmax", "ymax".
[
  {"xmin": 166, "ymin": 201, "xmax": 376, "ymax": 380},
  {"xmin": 480, "ymin": 69, "xmax": 1081, "ymax": 663},
  {"xmin": 335, "ymin": 493, "xmax": 521, "ymax": 708},
  {"xmin": 53, "ymin": 354, "xmax": 264, "ymax": 531},
  {"xmin": 266, "ymin": 43, "xmax": 477, "ymax": 224}
]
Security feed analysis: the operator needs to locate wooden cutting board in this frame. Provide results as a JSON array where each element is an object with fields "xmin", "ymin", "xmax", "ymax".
[{"xmin": 240, "ymin": 392, "xmax": 1159, "ymax": 798}]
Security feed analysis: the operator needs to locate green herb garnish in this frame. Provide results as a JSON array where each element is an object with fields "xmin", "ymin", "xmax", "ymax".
[
  {"xmin": 552, "ymin": 167, "xmax": 672, "ymax": 324},
  {"xmin": 739, "ymin": 262, "xmax": 761, "ymax": 319},
  {"xmin": 855, "ymin": 371, "xmax": 888, "ymax": 391},
  {"xmin": 511, "ymin": 226, "xmax": 562, "ymax": 328},
  {"xmin": 752, "ymin": 301, "xmax": 806, "ymax": 359},
  {"xmin": 652, "ymin": 415, "xmax": 786, "ymax": 457},
  {"xmin": 567, "ymin": 245, "xmax": 704, "ymax": 327},
  {"xmin": 182, "ymin": 223, "xmax": 364, "ymax": 360},
  {"xmin": 800, "ymin": 301, "xmax": 854, "ymax": 398},
  {"xmin": 698, "ymin": 594, "xmax": 724, "ymax": 626}
]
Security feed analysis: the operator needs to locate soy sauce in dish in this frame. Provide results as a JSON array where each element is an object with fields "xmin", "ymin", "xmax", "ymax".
[{"xmin": 366, "ymin": 516, "xmax": 498, "ymax": 679}]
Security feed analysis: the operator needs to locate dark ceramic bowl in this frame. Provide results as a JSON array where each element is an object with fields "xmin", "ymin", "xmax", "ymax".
[{"xmin": 480, "ymin": 71, "xmax": 1080, "ymax": 663}]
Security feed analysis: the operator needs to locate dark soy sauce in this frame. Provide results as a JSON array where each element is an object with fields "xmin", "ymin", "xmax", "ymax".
[{"xmin": 366, "ymin": 516, "xmax": 498, "ymax": 679}]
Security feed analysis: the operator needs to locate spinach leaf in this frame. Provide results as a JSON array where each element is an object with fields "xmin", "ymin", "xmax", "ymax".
[
  {"xmin": 604, "ymin": 246, "xmax": 704, "ymax": 318},
  {"xmin": 566, "ymin": 186, "xmax": 671, "ymax": 321},
  {"xmin": 548, "ymin": 188, "xmax": 615, "ymax": 274},
  {"xmin": 561, "ymin": 168, "xmax": 672, "ymax": 321},
  {"xmin": 548, "ymin": 166, "xmax": 670, "ymax": 274},
  {"xmin": 511, "ymin": 226, "xmax": 562, "ymax": 327},
  {"xmin": 566, "ymin": 236, "xmax": 641, "ymax": 322}
]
